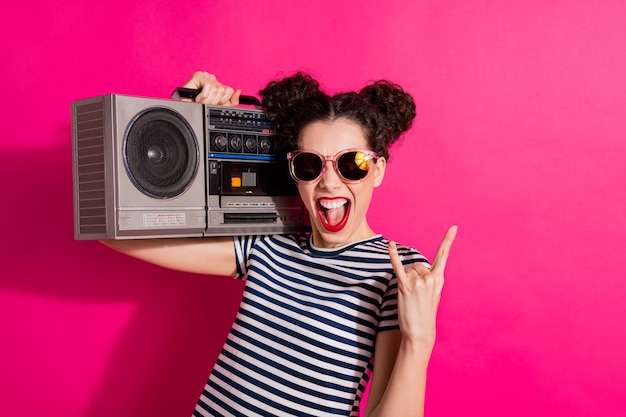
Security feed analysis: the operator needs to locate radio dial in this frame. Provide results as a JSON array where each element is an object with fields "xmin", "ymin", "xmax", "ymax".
[
  {"xmin": 259, "ymin": 137, "xmax": 272, "ymax": 153},
  {"xmin": 213, "ymin": 134, "xmax": 227, "ymax": 151},
  {"xmin": 244, "ymin": 136, "xmax": 257, "ymax": 153},
  {"xmin": 229, "ymin": 134, "xmax": 242, "ymax": 152}
]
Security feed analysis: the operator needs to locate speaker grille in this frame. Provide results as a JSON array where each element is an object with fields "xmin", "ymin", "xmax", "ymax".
[
  {"xmin": 124, "ymin": 108, "xmax": 198, "ymax": 198},
  {"xmin": 74, "ymin": 99, "xmax": 107, "ymax": 235}
]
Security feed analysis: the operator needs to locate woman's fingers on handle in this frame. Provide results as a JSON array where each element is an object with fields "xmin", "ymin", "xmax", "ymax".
[{"xmin": 182, "ymin": 71, "xmax": 240, "ymax": 106}]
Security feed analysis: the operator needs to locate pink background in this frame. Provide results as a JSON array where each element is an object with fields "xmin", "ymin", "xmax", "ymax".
[{"xmin": 2, "ymin": 0, "xmax": 625, "ymax": 416}]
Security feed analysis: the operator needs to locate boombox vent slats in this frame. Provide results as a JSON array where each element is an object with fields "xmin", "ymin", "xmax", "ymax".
[{"xmin": 73, "ymin": 100, "xmax": 107, "ymax": 236}]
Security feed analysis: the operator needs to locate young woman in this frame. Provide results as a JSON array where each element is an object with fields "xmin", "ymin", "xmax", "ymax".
[{"xmin": 105, "ymin": 71, "xmax": 457, "ymax": 417}]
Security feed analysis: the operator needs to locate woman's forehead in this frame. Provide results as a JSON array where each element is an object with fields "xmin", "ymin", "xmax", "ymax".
[{"xmin": 298, "ymin": 119, "xmax": 369, "ymax": 152}]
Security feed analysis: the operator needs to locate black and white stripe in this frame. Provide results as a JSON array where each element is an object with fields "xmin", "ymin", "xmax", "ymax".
[{"xmin": 194, "ymin": 233, "xmax": 428, "ymax": 416}]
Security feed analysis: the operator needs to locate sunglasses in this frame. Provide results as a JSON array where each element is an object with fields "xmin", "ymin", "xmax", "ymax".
[{"xmin": 287, "ymin": 149, "xmax": 379, "ymax": 183}]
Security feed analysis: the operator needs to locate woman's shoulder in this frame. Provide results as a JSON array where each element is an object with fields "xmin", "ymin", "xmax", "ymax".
[
  {"xmin": 376, "ymin": 236, "xmax": 430, "ymax": 265},
  {"xmin": 234, "ymin": 232, "xmax": 310, "ymax": 251}
]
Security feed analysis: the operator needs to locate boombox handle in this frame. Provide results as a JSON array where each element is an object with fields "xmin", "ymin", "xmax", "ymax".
[{"xmin": 171, "ymin": 87, "xmax": 261, "ymax": 107}]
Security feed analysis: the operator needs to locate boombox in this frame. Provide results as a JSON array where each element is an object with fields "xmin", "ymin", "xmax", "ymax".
[{"xmin": 71, "ymin": 93, "xmax": 309, "ymax": 240}]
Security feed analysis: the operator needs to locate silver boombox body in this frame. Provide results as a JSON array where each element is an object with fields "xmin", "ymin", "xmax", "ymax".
[{"xmin": 71, "ymin": 94, "xmax": 309, "ymax": 240}]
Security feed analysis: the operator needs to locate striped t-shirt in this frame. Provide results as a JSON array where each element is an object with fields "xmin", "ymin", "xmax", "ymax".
[{"xmin": 193, "ymin": 233, "xmax": 428, "ymax": 417}]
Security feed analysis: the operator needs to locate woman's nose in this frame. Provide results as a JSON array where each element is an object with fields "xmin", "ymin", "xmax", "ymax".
[{"xmin": 318, "ymin": 161, "xmax": 341, "ymax": 190}]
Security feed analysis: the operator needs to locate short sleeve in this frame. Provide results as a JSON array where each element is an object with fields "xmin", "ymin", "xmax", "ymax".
[{"xmin": 232, "ymin": 235, "xmax": 263, "ymax": 280}]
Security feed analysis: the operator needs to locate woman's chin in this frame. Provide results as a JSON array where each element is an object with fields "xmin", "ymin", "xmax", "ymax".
[{"xmin": 312, "ymin": 221, "xmax": 374, "ymax": 249}]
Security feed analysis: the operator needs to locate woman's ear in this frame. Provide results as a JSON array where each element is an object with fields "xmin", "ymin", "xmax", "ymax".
[{"xmin": 373, "ymin": 156, "xmax": 387, "ymax": 187}]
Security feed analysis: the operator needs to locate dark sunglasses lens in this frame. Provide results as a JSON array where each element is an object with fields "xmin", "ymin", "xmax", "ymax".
[
  {"xmin": 337, "ymin": 151, "xmax": 371, "ymax": 181},
  {"xmin": 293, "ymin": 153, "xmax": 323, "ymax": 181}
]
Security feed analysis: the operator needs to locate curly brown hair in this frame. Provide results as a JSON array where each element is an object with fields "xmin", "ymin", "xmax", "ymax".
[{"xmin": 259, "ymin": 72, "xmax": 416, "ymax": 160}]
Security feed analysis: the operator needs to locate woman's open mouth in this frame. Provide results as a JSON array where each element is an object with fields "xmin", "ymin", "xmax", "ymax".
[{"xmin": 317, "ymin": 197, "xmax": 350, "ymax": 232}]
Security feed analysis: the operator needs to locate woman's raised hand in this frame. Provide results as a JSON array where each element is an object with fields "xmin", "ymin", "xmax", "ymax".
[{"xmin": 388, "ymin": 225, "xmax": 458, "ymax": 351}]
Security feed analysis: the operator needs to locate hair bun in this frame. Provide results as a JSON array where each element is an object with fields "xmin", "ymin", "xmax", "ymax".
[
  {"xmin": 260, "ymin": 73, "xmax": 324, "ymax": 125},
  {"xmin": 260, "ymin": 73, "xmax": 330, "ymax": 151},
  {"xmin": 359, "ymin": 81, "xmax": 416, "ymax": 148}
]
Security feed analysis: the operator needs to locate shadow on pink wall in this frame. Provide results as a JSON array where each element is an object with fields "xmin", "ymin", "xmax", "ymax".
[{"xmin": 0, "ymin": 132, "xmax": 244, "ymax": 416}]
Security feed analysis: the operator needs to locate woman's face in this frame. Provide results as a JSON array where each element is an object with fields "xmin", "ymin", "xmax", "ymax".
[{"xmin": 296, "ymin": 118, "xmax": 386, "ymax": 248}]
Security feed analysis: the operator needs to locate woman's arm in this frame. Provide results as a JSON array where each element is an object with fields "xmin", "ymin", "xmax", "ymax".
[
  {"xmin": 102, "ymin": 236, "xmax": 237, "ymax": 276},
  {"xmin": 99, "ymin": 72, "xmax": 246, "ymax": 276},
  {"xmin": 365, "ymin": 225, "xmax": 457, "ymax": 417}
]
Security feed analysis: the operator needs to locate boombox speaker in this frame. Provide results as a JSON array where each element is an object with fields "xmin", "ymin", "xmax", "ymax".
[{"xmin": 72, "ymin": 95, "xmax": 206, "ymax": 240}]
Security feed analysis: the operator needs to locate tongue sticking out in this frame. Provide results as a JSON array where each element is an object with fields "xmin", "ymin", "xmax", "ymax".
[
  {"xmin": 325, "ymin": 205, "xmax": 346, "ymax": 226},
  {"xmin": 318, "ymin": 198, "xmax": 350, "ymax": 232}
]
